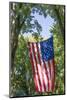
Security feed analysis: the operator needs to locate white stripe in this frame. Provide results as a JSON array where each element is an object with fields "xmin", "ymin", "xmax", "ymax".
[
  {"xmin": 38, "ymin": 43, "xmax": 48, "ymax": 91},
  {"xmin": 30, "ymin": 43, "xmax": 37, "ymax": 73},
  {"xmin": 45, "ymin": 61, "xmax": 51, "ymax": 80},
  {"xmin": 46, "ymin": 61, "xmax": 52, "ymax": 91},
  {"xmin": 42, "ymin": 69, "xmax": 48, "ymax": 91},
  {"xmin": 30, "ymin": 43, "xmax": 40, "ymax": 91},
  {"xmin": 35, "ymin": 74, "xmax": 40, "ymax": 91},
  {"xmin": 37, "ymin": 64, "xmax": 44, "ymax": 92},
  {"xmin": 34, "ymin": 43, "xmax": 44, "ymax": 92},
  {"xmin": 45, "ymin": 61, "xmax": 52, "ymax": 91},
  {"xmin": 34, "ymin": 43, "xmax": 37, "ymax": 53}
]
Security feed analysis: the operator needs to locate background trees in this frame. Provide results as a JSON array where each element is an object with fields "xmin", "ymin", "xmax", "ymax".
[{"xmin": 9, "ymin": 2, "xmax": 65, "ymax": 97}]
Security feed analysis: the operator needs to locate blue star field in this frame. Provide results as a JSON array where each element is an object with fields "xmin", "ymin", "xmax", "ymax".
[{"xmin": 40, "ymin": 36, "xmax": 54, "ymax": 61}]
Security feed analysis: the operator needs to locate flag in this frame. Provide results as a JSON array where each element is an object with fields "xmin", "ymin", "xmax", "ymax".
[{"xmin": 28, "ymin": 36, "xmax": 55, "ymax": 92}]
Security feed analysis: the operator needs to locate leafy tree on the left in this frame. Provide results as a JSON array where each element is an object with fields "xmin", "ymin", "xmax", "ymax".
[
  {"xmin": 10, "ymin": 3, "xmax": 46, "ymax": 72},
  {"xmin": 9, "ymin": 2, "xmax": 46, "ymax": 96}
]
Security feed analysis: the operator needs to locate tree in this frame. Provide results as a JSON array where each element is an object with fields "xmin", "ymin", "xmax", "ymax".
[
  {"xmin": 9, "ymin": 2, "xmax": 47, "ymax": 72},
  {"xmin": 9, "ymin": 2, "xmax": 65, "ymax": 97},
  {"xmin": 48, "ymin": 5, "xmax": 65, "ymax": 38}
]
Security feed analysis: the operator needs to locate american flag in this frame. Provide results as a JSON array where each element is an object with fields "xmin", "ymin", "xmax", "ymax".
[{"xmin": 28, "ymin": 36, "xmax": 55, "ymax": 92}]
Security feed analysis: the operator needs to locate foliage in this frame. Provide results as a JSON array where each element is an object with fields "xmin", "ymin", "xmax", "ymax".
[
  {"xmin": 10, "ymin": 33, "xmax": 64, "ymax": 97},
  {"xmin": 10, "ymin": 2, "xmax": 47, "ymax": 72},
  {"xmin": 10, "ymin": 35, "xmax": 36, "ymax": 96},
  {"xmin": 9, "ymin": 2, "xmax": 65, "ymax": 97}
]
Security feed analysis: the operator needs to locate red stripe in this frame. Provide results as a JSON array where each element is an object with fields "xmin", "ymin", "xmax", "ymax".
[
  {"xmin": 50, "ymin": 59, "xmax": 55, "ymax": 92},
  {"xmin": 44, "ymin": 62, "xmax": 49, "ymax": 92},
  {"xmin": 49, "ymin": 60, "xmax": 52, "ymax": 91},
  {"xmin": 48, "ymin": 61, "xmax": 51, "ymax": 78},
  {"xmin": 48, "ymin": 61, "xmax": 51, "ymax": 91},
  {"xmin": 28, "ymin": 42, "xmax": 35, "ymax": 74},
  {"xmin": 52, "ymin": 59, "xmax": 55, "ymax": 91},
  {"xmin": 42, "ymin": 71, "xmax": 46, "ymax": 92},
  {"xmin": 28, "ymin": 42, "xmax": 39, "ymax": 92},
  {"xmin": 36, "ymin": 43, "xmax": 46, "ymax": 91},
  {"xmin": 34, "ymin": 74, "xmax": 39, "ymax": 92},
  {"xmin": 32, "ymin": 43, "xmax": 42, "ymax": 92}
]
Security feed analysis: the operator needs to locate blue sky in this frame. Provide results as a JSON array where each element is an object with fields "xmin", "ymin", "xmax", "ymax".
[{"xmin": 23, "ymin": 11, "xmax": 54, "ymax": 39}]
